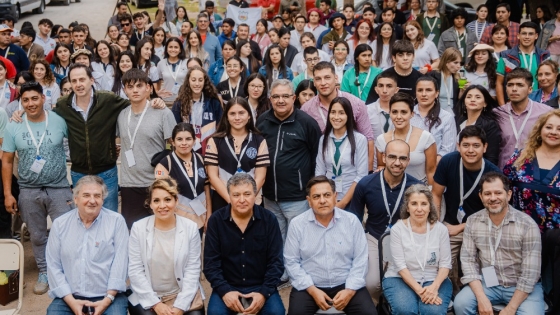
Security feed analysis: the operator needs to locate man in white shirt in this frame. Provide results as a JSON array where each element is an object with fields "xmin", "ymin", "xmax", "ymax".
[
  {"xmin": 291, "ymin": 32, "xmax": 330, "ymax": 77},
  {"xmin": 34, "ymin": 19, "xmax": 56, "ymax": 56},
  {"xmin": 290, "ymin": 15, "xmax": 307, "ymax": 52}
]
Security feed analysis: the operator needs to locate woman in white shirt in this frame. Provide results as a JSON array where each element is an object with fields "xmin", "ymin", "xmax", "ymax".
[
  {"xmin": 346, "ymin": 19, "xmax": 375, "ymax": 65},
  {"xmin": 91, "ymin": 40, "xmax": 116, "ymax": 92},
  {"xmin": 30, "ymin": 59, "xmax": 60, "ymax": 109},
  {"xmin": 112, "ymin": 51, "xmax": 136, "ymax": 100},
  {"xmin": 134, "ymin": 37, "xmax": 162, "ymax": 90},
  {"xmin": 184, "ymin": 30, "xmax": 210, "ymax": 70},
  {"xmin": 316, "ymin": 96, "xmax": 368, "ymax": 210},
  {"xmin": 153, "ymin": 27, "xmax": 166, "ymax": 60},
  {"xmin": 464, "ymin": 44, "xmax": 497, "ymax": 97},
  {"xmin": 383, "ymin": 184, "xmax": 452, "ymax": 315},
  {"xmin": 128, "ymin": 178, "xmax": 205, "ymax": 315},
  {"xmin": 403, "ymin": 20, "xmax": 439, "ymax": 74},
  {"xmin": 372, "ymin": 22, "xmax": 396, "ymax": 70},
  {"xmin": 157, "ymin": 37, "xmax": 189, "ymax": 106},
  {"xmin": 376, "ymin": 92, "xmax": 437, "ymax": 185}
]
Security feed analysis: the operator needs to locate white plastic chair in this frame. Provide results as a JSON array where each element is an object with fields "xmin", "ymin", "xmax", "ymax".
[
  {"xmin": 0, "ymin": 239, "xmax": 24, "ymax": 315},
  {"xmin": 20, "ymin": 215, "xmax": 52, "ymax": 243}
]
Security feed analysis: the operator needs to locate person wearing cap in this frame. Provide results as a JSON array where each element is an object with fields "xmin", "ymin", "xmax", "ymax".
[
  {"xmin": 272, "ymin": 15, "xmax": 284, "ymax": 31},
  {"xmin": 536, "ymin": 7, "xmax": 560, "ymax": 64},
  {"xmin": 321, "ymin": 13, "xmax": 348, "ymax": 55},
  {"xmin": 464, "ymin": 44, "xmax": 498, "ymax": 97},
  {"xmin": 437, "ymin": 8, "xmax": 477, "ymax": 64},
  {"xmin": 305, "ymin": 9, "xmax": 328, "ymax": 43},
  {"xmin": 0, "ymin": 15, "xmax": 19, "ymax": 44},
  {"xmin": 0, "ymin": 24, "xmax": 29, "ymax": 73}
]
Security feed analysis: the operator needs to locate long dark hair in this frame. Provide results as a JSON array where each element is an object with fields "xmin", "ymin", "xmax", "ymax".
[
  {"xmin": 263, "ymin": 44, "xmax": 287, "ymax": 88},
  {"xmin": 112, "ymin": 50, "xmax": 136, "ymax": 94},
  {"xmin": 354, "ymin": 43, "xmax": 374, "ymax": 81},
  {"xmin": 172, "ymin": 122, "xmax": 196, "ymax": 143},
  {"xmin": 236, "ymin": 40, "xmax": 260, "ymax": 73},
  {"xmin": 294, "ymin": 79, "xmax": 317, "ymax": 108},
  {"xmin": 456, "ymin": 85, "xmax": 501, "ymax": 124},
  {"xmin": 375, "ymin": 22, "xmax": 395, "ymax": 67},
  {"xmin": 164, "ymin": 37, "xmax": 186, "ymax": 60},
  {"xmin": 322, "ymin": 97, "xmax": 357, "ymax": 166},
  {"xmin": 214, "ymin": 97, "xmax": 260, "ymax": 138},
  {"xmin": 51, "ymin": 43, "xmax": 72, "ymax": 69},
  {"xmin": 225, "ymin": 55, "xmax": 247, "ymax": 82},
  {"xmin": 176, "ymin": 66, "xmax": 220, "ymax": 121},
  {"xmin": 243, "ymin": 73, "xmax": 271, "ymax": 118},
  {"xmin": 256, "ymin": 18, "xmax": 269, "ymax": 34},
  {"xmin": 465, "ymin": 48, "xmax": 497, "ymax": 90},
  {"xmin": 94, "ymin": 40, "xmax": 116, "ymax": 68},
  {"xmin": 135, "ymin": 37, "xmax": 155, "ymax": 76},
  {"xmin": 416, "ymin": 75, "xmax": 441, "ymax": 131}
]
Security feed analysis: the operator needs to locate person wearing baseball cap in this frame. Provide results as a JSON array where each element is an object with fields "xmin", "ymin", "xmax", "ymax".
[
  {"xmin": 0, "ymin": 15, "xmax": 19, "ymax": 44},
  {"xmin": 0, "ymin": 24, "xmax": 29, "ymax": 73},
  {"xmin": 321, "ymin": 12, "xmax": 347, "ymax": 55},
  {"xmin": 272, "ymin": 15, "xmax": 284, "ymax": 31}
]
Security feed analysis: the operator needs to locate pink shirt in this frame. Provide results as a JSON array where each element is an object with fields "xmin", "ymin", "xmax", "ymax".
[
  {"xmin": 548, "ymin": 21, "xmax": 560, "ymax": 55},
  {"xmin": 495, "ymin": 100, "xmax": 552, "ymax": 169},
  {"xmin": 301, "ymin": 90, "xmax": 375, "ymax": 141}
]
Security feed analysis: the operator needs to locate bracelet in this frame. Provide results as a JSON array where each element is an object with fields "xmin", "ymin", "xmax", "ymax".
[{"xmin": 425, "ymin": 64, "xmax": 432, "ymax": 72}]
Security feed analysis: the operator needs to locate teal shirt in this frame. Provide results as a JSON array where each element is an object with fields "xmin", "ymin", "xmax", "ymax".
[
  {"xmin": 341, "ymin": 66, "xmax": 382, "ymax": 101},
  {"xmin": 292, "ymin": 72, "xmax": 313, "ymax": 92},
  {"xmin": 496, "ymin": 52, "xmax": 539, "ymax": 90}
]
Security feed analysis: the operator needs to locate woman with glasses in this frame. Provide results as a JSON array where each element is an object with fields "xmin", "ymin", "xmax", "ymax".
[
  {"xmin": 377, "ymin": 92, "xmax": 437, "ymax": 185},
  {"xmin": 331, "ymin": 40, "xmax": 352, "ymax": 85},
  {"xmin": 205, "ymin": 97, "xmax": 269, "ymax": 211},
  {"xmin": 315, "ymin": 97, "xmax": 368, "ymax": 210},
  {"xmin": 31, "ymin": 59, "xmax": 60, "ymax": 110},
  {"xmin": 208, "ymin": 40, "xmax": 237, "ymax": 86},
  {"xmin": 258, "ymin": 44, "xmax": 294, "ymax": 90},
  {"xmin": 347, "ymin": 19, "xmax": 375, "ymax": 65},
  {"xmin": 341, "ymin": 44, "xmax": 382, "ymax": 102},
  {"xmin": 243, "ymin": 73, "xmax": 271, "ymax": 120},
  {"xmin": 135, "ymin": 37, "xmax": 162, "ymax": 91},
  {"xmin": 294, "ymin": 79, "xmax": 317, "ymax": 109},
  {"xmin": 216, "ymin": 56, "xmax": 247, "ymax": 103},
  {"xmin": 50, "ymin": 43, "xmax": 71, "ymax": 85},
  {"xmin": 157, "ymin": 37, "xmax": 188, "ymax": 106},
  {"xmin": 91, "ymin": 40, "xmax": 116, "ymax": 92},
  {"xmin": 184, "ymin": 30, "xmax": 209, "ymax": 70},
  {"xmin": 59, "ymin": 77, "xmax": 72, "ymax": 97},
  {"xmin": 112, "ymin": 51, "xmax": 136, "ymax": 99}
]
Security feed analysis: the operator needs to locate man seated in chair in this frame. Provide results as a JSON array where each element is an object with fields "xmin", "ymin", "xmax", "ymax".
[
  {"xmin": 284, "ymin": 176, "xmax": 376, "ymax": 315},
  {"xmin": 453, "ymin": 172, "xmax": 544, "ymax": 315}
]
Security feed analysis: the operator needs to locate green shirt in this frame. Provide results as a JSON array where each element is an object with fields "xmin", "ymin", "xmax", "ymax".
[
  {"xmin": 496, "ymin": 52, "xmax": 539, "ymax": 90},
  {"xmin": 292, "ymin": 72, "xmax": 313, "ymax": 92},
  {"xmin": 423, "ymin": 16, "xmax": 442, "ymax": 45},
  {"xmin": 340, "ymin": 66, "xmax": 382, "ymax": 101}
]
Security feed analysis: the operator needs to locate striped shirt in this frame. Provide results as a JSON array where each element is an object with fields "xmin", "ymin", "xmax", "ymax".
[
  {"xmin": 460, "ymin": 206, "xmax": 541, "ymax": 293},
  {"xmin": 410, "ymin": 105, "xmax": 457, "ymax": 157},
  {"xmin": 46, "ymin": 208, "xmax": 129, "ymax": 298}
]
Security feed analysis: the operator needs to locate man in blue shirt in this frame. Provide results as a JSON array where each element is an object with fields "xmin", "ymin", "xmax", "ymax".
[
  {"xmin": 197, "ymin": 12, "xmax": 222, "ymax": 65},
  {"xmin": 284, "ymin": 176, "xmax": 375, "ymax": 315},
  {"xmin": 0, "ymin": 24, "xmax": 29, "ymax": 73},
  {"xmin": 349, "ymin": 139, "xmax": 422, "ymax": 302},
  {"xmin": 217, "ymin": 18, "xmax": 236, "ymax": 47},
  {"xmin": 45, "ymin": 175, "xmax": 129, "ymax": 315},
  {"xmin": 204, "ymin": 173, "xmax": 285, "ymax": 315}
]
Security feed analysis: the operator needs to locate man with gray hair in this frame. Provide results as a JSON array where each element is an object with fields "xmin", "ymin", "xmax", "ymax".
[
  {"xmin": 45, "ymin": 175, "xmax": 129, "ymax": 315},
  {"xmin": 256, "ymin": 79, "xmax": 321, "ymax": 286},
  {"xmin": 197, "ymin": 12, "xmax": 222, "ymax": 64},
  {"xmin": 204, "ymin": 173, "xmax": 285, "ymax": 315}
]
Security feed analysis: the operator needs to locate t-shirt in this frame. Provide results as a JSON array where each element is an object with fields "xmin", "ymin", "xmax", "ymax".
[
  {"xmin": 157, "ymin": 58, "xmax": 189, "ymax": 103},
  {"xmin": 216, "ymin": 78, "xmax": 247, "ymax": 103},
  {"xmin": 366, "ymin": 67, "xmax": 422, "ymax": 103},
  {"xmin": 3, "ymin": 111, "xmax": 69, "ymax": 188},
  {"xmin": 413, "ymin": 40, "xmax": 439, "ymax": 68},
  {"xmin": 433, "ymin": 151, "xmax": 501, "ymax": 225},
  {"xmin": 496, "ymin": 52, "xmax": 539, "ymax": 90},
  {"xmin": 0, "ymin": 44, "xmax": 29, "ymax": 73},
  {"xmin": 371, "ymin": 41, "xmax": 392, "ymax": 70},
  {"xmin": 465, "ymin": 71, "xmax": 496, "ymax": 96},
  {"xmin": 116, "ymin": 105, "xmax": 176, "ymax": 187}
]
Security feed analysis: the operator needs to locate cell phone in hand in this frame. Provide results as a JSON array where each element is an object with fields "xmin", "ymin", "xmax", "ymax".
[
  {"xmin": 239, "ymin": 296, "xmax": 253, "ymax": 309},
  {"xmin": 82, "ymin": 305, "xmax": 94, "ymax": 315}
]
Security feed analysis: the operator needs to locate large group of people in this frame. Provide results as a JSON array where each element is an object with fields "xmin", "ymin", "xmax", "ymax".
[{"xmin": 0, "ymin": 0, "xmax": 559, "ymax": 314}]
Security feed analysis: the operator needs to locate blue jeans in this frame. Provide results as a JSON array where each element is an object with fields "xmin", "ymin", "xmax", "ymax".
[
  {"xmin": 382, "ymin": 277, "xmax": 453, "ymax": 315},
  {"xmin": 263, "ymin": 198, "xmax": 308, "ymax": 242},
  {"xmin": 46, "ymin": 293, "xmax": 128, "ymax": 315},
  {"xmin": 453, "ymin": 280, "xmax": 544, "ymax": 315},
  {"xmin": 71, "ymin": 166, "xmax": 119, "ymax": 212},
  {"xmin": 207, "ymin": 291, "xmax": 285, "ymax": 315}
]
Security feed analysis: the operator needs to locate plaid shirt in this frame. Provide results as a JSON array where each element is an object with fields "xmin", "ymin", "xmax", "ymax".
[
  {"xmin": 480, "ymin": 22, "xmax": 520, "ymax": 48},
  {"xmin": 460, "ymin": 206, "xmax": 541, "ymax": 293}
]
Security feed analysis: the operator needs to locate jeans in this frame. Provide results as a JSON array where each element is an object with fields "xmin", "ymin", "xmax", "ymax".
[
  {"xmin": 382, "ymin": 277, "xmax": 453, "ymax": 315},
  {"xmin": 453, "ymin": 280, "xmax": 544, "ymax": 315},
  {"xmin": 47, "ymin": 293, "xmax": 128, "ymax": 315},
  {"xmin": 71, "ymin": 165, "xmax": 119, "ymax": 212},
  {"xmin": 207, "ymin": 291, "xmax": 285, "ymax": 315}
]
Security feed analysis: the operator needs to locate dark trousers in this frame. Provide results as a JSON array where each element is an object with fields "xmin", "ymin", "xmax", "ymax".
[
  {"xmin": 542, "ymin": 229, "xmax": 560, "ymax": 313},
  {"xmin": 121, "ymin": 187, "xmax": 151, "ymax": 229},
  {"xmin": 128, "ymin": 302, "xmax": 205, "ymax": 315},
  {"xmin": 287, "ymin": 285, "xmax": 376, "ymax": 315}
]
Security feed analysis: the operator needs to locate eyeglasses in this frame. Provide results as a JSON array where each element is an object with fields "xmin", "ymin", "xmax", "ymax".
[
  {"xmin": 249, "ymin": 84, "xmax": 264, "ymax": 90},
  {"xmin": 270, "ymin": 94, "xmax": 293, "ymax": 101},
  {"xmin": 385, "ymin": 154, "xmax": 408, "ymax": 163},
  {"xmin": 305, "ymin": 57, "xmax": 321, "ymax": 63},
  {"xmin": 121, "ymin": 23, "xmax": 131, "ymax": 27}
]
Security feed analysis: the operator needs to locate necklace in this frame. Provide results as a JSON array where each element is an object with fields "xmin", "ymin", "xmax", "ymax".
[{"xmin": 394, "ymin": 67, "xmax": 412, "ymax": 76}]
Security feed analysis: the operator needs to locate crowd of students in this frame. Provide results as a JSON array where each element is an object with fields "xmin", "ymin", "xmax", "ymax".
[{"xmin": 0, "ymin": 0, "xmax": 559, "ymax": 314}]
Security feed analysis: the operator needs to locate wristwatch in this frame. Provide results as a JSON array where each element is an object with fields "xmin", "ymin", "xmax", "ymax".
[{"xmin": 105, "ymin": 293, "xmax": 115, "ymax": 303}]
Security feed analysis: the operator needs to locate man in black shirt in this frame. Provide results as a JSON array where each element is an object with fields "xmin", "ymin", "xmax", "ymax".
[
  {"xmin": 204, "ymin": 173, "xmax": 285, "ymax": 315},
  {"xmin": 229, "ymin": 0, "xmax": 249, "ymax": 8},
  {"xmin": 365, "ymin": 40, "xmax": 421, "ymax": 104}
]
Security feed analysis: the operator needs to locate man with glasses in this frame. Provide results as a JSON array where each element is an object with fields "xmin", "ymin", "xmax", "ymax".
[
  {"xmin": 291, "ymin": 32, "xmax": 330, "ymax": 77},
  {"xmin": 197, "ymin": 13, "xmax": 222, "ymax": 65},
  {"xmin": 256, "ymin": 79, "xmax": 321, "ymax": 288},
  {"xmin": 349, "ymin": 126, "xmax": 422, "ymax": 302},
  {"xmin": 292, "ymin": 47, "xmax": 320, "ymax": 91}
]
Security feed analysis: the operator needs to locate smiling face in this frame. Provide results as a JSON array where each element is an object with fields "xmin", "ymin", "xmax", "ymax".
[
  {"xmin": 333, "ymin": 43, "xmax": 348, "ymax": 61},
  {"xmin": 405, "ymin": 24, "xmax": 419, "ymax": 41},
  {"xmin": 492, "ymin": 28, "xmax": 507, "ymax": 46},
  {"xmin": 75, "ymin": 183, "xmax": 104, "ymax": 218},
  {"xmin": 74, "ymin": 55, "xmax": 90, "ymax": 67},
  {"xmin": 389, "ymin": 101, "xmax": 412, "ymax": 129},
  {"xmin": 172, "ymin": 130, "xmax": 195, "ymax": 156},
  {"xmin": 479, "ymin": 179, "xmax": 511, "ymax": 214},
  {"xmin": 21, "ymin": 90, "xmax": 46, "ymax": 120},
  {"xmin": 140, "ymin": 42, "xmax": 153, "ymax": 61},
  {"xmin": 270, "ymin": 83, "xmax": 295, "ymax": 119},
  {"xmin": 33, "ymin": 63, "xmax": 46, "ymax": 81},
  {"xmin": 248, "ymin": 77, "xmax": 265, "ymax": 100},
  {"xmin": 474, "ymin": 50, "xmax": 489, "ymax": 65},
  {"xmin": 237, "ymin": 26, "xmax": 249, "ymax": 40},
  {"xmin": 313, "ymin": 68, "xmax": 337, "ymax": 97},
  {"xmin": 458, "ymin": 136, "xmax": 487, "ymax": 165},
  {"xmin": 406, "ymin": 193, "xmax": 431, "ymax": 225},
  {"xmin": 69, "ymin": 67, "xmax": 94, "ymax": 98},
  {"xmin": 227, "ymin": 103, "xmax": 250, "ymax": 132},
  {"xmin": 226, "ymin": 58, "xmax": 243, "ymax": 79},
  {"xmin": 119, "ymin": 55, "xmax": 133, "ymax": 73},
  {"xmin": 518, "ymin": 27, "xmax": 538, "ymax": 49},
  {"xmin": 357, "ymin": 22, "xmax": 371, "ymax": 40},
  {"xmin": 383, "ymin": 140, "xmax": 410, "ymax": 178},
  {"xmin": 150, "ymin": 188, "xmax": 177, "ymax": 221},
  {"xmin": 329, "ymin": 102, "xmax": 348, "ymax": 132},
  {"xmin": 537, "ymin": 65, "xmax": 557, "ymax": 90},
  {"xmin": 57, "ymin": 47, "xmax": 70, "ymax": 62},
  {"xmin": 541, "ymin": 115, "xmax": 560, "ymax": 148},
  {"xmin": 97, "ymin": 43, "xmax": 110, "ymax": 60},
  {"xmin": 188, "ymin": 69, "xmax": 205, "ymax": 95},
  {"xmin": 188, "ymin": 32, "xmax": 200, "ymax": 47}
]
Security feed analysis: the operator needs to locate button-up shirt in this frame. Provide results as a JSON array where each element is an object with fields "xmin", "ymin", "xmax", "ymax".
[
  {"xmin": 494, "ymin": 101, "xmax": 551, "ymax": 169},
  {"xmin": 461, "ymin": 206, "xmax": 541, "ymax": 293},
  {"xmin": 301, "ymin": 90, "xmax": 375, "ymax": 141},
  {"xmin": 46, "ymin": 209, "xmax": 129, "ymax": 298},
  {"xmin": 410, "ymin": 105, "xmax": 457, "ymax": 157},
  {"xmin": 284, "ymin": 208, "xmax": 368, "ymax": 290},
  {"xmin": 203, "ymin": 204, "xmax": 283, "ymax": 299},
  {"xmin": 71, "ymin": 89, "xmax": 95, "ymax": 121},
  {"xmin": 480, "ymin": 22, "xmax": 520, "ymax": 48}
]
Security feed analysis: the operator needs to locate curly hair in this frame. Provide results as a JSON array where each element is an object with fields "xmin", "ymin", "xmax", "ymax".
[
  {"xmin": 465, "ymin": 48, "xmax": 497, "ymax": 90},
  {"xmin": 176, "ymin": 66, "xmax": 220, "ymax": 121},
  {"xmin": 513, "ymin": 109, "xmax": 560, "ymax": 168},
  {"xmin": 399, "ymin": 184, "xmax": 439, "ymax": 224},
  {"xmin": 30, "ymin": 58, "xmax": 55, "ymax": 86}
]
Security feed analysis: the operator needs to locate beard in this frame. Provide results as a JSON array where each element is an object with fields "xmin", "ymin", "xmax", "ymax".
[{"xmin": 486, "ymin": 203, "xmax": 507, "ymax": 214}]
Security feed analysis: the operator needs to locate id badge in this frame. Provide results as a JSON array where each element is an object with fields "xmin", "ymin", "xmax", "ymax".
[
  {"xmin": 385, "ymin": 224, "xmax": 392, "ymax": 233},
  {"xmin": 459, "ymin": 48, "xmax": 464, "ymax": 57},
  {"xmin": 236, "ymin": 167, "xmax": 245, "ymax": 174},
  {"xmin": 30, "ymin": 156, "xmax": 46, "ymax": 174},
  {"xmin": 481, "ymin": 266, "xmax": 500, "ymax": 287},
  {"xmin": 427, "ymin": 33, "xmax": 435, "ymax": 41},
  {"xmin": 125, "ymin": 150, "xmax": 136, "ymax": 167},
  {"xmin": 172, "ymin": 83, "xmax": 180, "ymax": 95},
  {"xmin": 335, "ymin": 177, "xmax": 343, "ymax": 193},
  {"xmin": 190, "ymin": 193, "xmax": 207, "ymax": 216},
  {"xmin": 457, "ymin": 206, "xmax": 466, "ymax": 223}
]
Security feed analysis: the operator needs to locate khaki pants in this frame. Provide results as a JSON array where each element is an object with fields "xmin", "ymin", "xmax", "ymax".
[
  {"xmin": 365, "ymin": 233, "xmax": 381, "ymax": 304},
  {"xmin": 446, "ymin": 225, "xmax": 464, "ymax": 295}
]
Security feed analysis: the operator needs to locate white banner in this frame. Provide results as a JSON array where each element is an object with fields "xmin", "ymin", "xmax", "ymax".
[{"xmin": 225, "ymin": 4, "xmax": 261, "ymax": 34}]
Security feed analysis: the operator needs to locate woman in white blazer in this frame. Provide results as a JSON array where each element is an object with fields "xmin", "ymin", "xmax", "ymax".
[{"xmin": 128, "ymin": 178, "xmax": 205, "ymax": 315}]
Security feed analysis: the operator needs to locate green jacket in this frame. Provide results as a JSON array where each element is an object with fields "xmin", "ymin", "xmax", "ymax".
[{"xmin": 54, "ymin": 91, "xmax": 129, "ymax": 174}]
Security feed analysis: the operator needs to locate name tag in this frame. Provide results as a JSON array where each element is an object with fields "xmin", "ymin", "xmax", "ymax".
[
  {"xmin": 172, "ymin": 82, "xmax": 180, "ymax": 95},
  {"xmin": 30, "ymin": 156, "xmax": 46, "ymax": 174},
  {"xmin": 427, "ymin": 33, "xmax": 436, "ymax": 41},
  {"xmin": 125, "ymin": 150, "xmax": 136, "ymax": 167},
  {"xmin": 482, "ymin": 266, "xmax": 499, "ymax": 287}
]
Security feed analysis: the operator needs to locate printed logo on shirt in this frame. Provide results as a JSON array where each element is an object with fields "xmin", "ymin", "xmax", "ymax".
[
  {"xmin": 155, "ymin": 169, "xmax": 165, "ymax": 176},
  {"xmin": 197, "ymin": 167, "xmax": 206, "ymax": 179},
  {"xmin": 245, "ymin": 147, "xmax": 257, "ymax": 159},
  {"xmin": 46, "ymin": 90, "xmax": 51, "ymax": 97},
  {"xmin": 4, "ymin": 92, "xmax": 9, "ymax": 99},
  {"xmin": 203, "ymin": 112, "xmax": 214, "ymax": 121},
  {"xmin": 427, "ymin": 252, "xmax": 437, "ymax": 265},
  {"xmin": 286, "ymin": 132, "xmax": 296, "ymax": 136}
]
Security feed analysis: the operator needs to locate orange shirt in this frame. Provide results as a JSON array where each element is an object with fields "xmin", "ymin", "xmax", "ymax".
[{"xmin": 201, "ymin": 32, "xmax": 207, "ymax": 45}]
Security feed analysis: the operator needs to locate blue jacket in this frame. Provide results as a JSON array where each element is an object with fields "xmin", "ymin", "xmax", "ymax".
[
  {"xmin": 209, "ymin": 58, "xmax": 250, "ymax": 86},
  {"xmin": 529, "ymin": 86, "xmax": 558, "ymax": 103},
  {"xmin": 218, "ymin": 30, "xmax": 236, "ymax": 47},
  {"xmin": 203, "ymin": 33, "xmax": 222, "ymax": 65},
  {"xmin": 537, "ymin": 19, "xmax": 556, "ymax": 51},
  {"xmin": 500, "ymin": 45, "xmax": 550, "ymax": 69},
  {"xmin": 258, "ymin": 66, "xmax": 294, "ymax": 81}
]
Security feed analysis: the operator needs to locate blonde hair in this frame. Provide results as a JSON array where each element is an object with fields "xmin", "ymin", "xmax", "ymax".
[
  {"xmin": 403, "ymin": 20, "xmax": 424, "ymax": 50},
  {"xmin": 437, "ymin": 47, "xmax": 462, "ymax": 79},
  {"xmin": 145, "ymin": 178, "xmax": 179, "ymax": 207},
  {"xmin": 514, "ymin": 109, "xmax": 560, "ymax": 168}
]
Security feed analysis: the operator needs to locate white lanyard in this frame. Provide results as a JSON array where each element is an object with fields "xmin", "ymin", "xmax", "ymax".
[
  {"xmin": 167, "ymin": 60, "xmax": 183, "ymax": 82},
  {"xmin": 25, "ymin": 110, "xmax": 49, "ymax": 156},
  {"xmin": 455, "ymin": 30, "xmax": 465, "ymax": 49},
  {"xmin": 172, "ymin": 152, "xmax": 199, "ymax": 197},
  {"xmin": 225, "ymin": 132, "xmax": 253, "ymax": 170},
  {"xmin": 380, "ymin": 170, "xmax": 407, "ymax": 225},
  {"xmin": 248, "ymin": 99, "xmax": 258, "ymax": 122},
  {"xmin": 3, "ymin": 46, "xmax": 9, "ymax": 58},
  {"xmin": 126, "ymin": 101, "xmax": 149, "ymax": 149},
  {"xmin": 357, "ymin": 67, "xmax": 372, "ymax": 98},
  {"xmin": 488, "ymin": 217, "xmax": 503, "ymax": 266},
  {"xmin": 392, "ymin": 125, "xmax": 413, "ymax": 142},
  {"xmin": 406, "ymin": 218, "xmax": 431, "ymax": 284},
  {"xmin": 508, "ymin": 101, "xmax": 533, "ymax": 149},
  {"xmin": 459, "ymin": 158, "xmax": 485, "ymax": 207},
  {"xmin": 26, "ymin": 44, "xmax": 33, "ymax": 58},
  {"xmin": 0, "ymin": 81, "xmax": 8, "ymax": 103},
  {"xmin": 136, "ymin": 30, "xmax": 144, "ymax": 40},
  {"xmin": 425, "ymin": 16, "xmax": 439, "ymax": 33},
  {"xmin": 272, "ymin": 68, "xmax": 279, "ymax": 80},
  {"xmin": 329, "ymin": 136, "xmax": 349, "ymax": 175},
  {"xmin": 443, "ymin": 75, "xmax": 453, "ymax": 108},
  {"xmin": 475, "ymin": 21, "xmax": 486, "ymax": 42},
  {"xmin": 521, "ymin": 51, "xmax": 534, "ymax": 72},
  {"xmin": 228, "ymin": 77, "xmax": 241, "ymax": 98}
]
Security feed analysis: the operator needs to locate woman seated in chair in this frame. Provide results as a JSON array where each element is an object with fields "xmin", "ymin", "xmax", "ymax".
[
  {"xmin": 128, "ymin": 179, "xmax": 205, "ymax": 315},
  {"xmin": 382, "ymin": 184, "xmax": 452, "ymax": 315}
]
